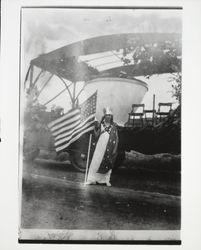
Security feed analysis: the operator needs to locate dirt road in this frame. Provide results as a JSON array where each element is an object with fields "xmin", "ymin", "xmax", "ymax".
[{"xmin": 20, "ymin": 159, "xmax": 180, "ymax": 230}]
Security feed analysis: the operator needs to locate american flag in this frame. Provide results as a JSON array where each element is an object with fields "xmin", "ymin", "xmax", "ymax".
[{"xmin": 48, "ymin": 91, "xmax": 97, "ymax": 152}]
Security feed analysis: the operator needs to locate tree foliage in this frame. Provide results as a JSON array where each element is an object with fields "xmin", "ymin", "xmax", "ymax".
[
  {"xmin": 169, "ymin": 73, "xmax": 181, "ymax": 105},
  {"xmin": 120, "ymin": 39, "xmax": 181, "ymax": 78}
]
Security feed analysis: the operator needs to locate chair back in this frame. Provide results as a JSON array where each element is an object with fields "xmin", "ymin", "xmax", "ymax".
[
  {"xmin": 158, "ymin": 102, "xmax": 172, "ymax": 113},
  {"xmin": 131, "ymin": 104, "xmax": 145, "ymax": 114}
]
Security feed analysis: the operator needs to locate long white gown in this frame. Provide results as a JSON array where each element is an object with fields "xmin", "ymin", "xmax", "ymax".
[{"xmin": 87, "ymin": 124, "xmax": 112, "ymax": 184}]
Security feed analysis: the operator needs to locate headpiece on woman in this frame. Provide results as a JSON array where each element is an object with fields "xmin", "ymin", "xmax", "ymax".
[{"xmin": 103, "ymin": 107, "xmax": 113, "ymax": 115}]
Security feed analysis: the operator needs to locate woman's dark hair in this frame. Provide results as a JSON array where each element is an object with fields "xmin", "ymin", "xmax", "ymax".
[{"xmin": 101, "ymin": 115, "xmax": 113, "ymax": 124}]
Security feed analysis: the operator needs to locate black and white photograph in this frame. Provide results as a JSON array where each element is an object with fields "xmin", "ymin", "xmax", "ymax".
[
  {"xmin": 18, "ymin": 7, "xmax": 183, "ymax": 242},
  {"xmin": 2, "ymin": 0, "xmax": 201, "ymax": 249}
]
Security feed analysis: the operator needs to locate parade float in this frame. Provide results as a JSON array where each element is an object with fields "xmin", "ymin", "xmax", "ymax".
[{"xmin": 23, "ymin": 33, "xmax": 181, "ymax": 171}]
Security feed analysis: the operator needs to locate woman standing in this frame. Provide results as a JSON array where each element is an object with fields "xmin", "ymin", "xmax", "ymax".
[{"xmin": 86, "ymin": 107, "xmax": 118, "ymax": 186}]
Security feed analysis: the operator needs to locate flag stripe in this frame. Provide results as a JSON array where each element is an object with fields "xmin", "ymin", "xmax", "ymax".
[
  {"xmin": 54, "ymin": 114, "xmax": 95, "ymax": 141},
  {"xmin": 50, "ymin": 113, "xmax": 81, "ymax": 133},
  {"xmin": 55, "ymin": 125, "xmax": 95, "ymax": 152},
  {"xmin": 52, "ymin": 119, "xmax": 81, "ymax": 137},
  {"xmin": 55, "ymin": 118, "xmax": 95, "ymax": 146},
  {"xmin": 48, "ymin": 108, "xmax": 80, "ymax": 128}
]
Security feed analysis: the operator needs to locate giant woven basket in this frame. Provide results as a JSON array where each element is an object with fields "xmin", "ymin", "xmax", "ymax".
[{"xmin": 80, "ymin": 77, "xmax": 148, "ymax": 125}]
